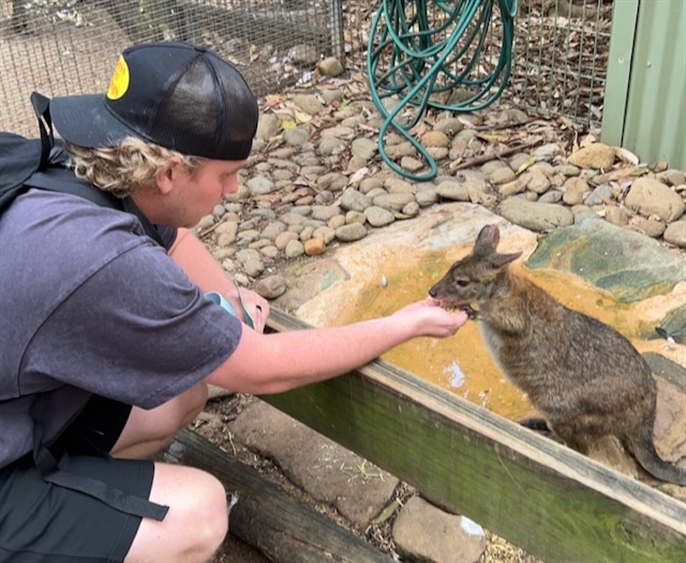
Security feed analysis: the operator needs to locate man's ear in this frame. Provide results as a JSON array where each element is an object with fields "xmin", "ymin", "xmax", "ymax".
[{"xmin": 155, "ymin": 156, "xmax": 184, "ymax": 195}]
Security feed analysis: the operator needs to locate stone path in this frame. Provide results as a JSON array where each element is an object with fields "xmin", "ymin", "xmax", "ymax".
[{"xmin": 196, "ymin": 80, "xmax": 685, "ymax": 563}]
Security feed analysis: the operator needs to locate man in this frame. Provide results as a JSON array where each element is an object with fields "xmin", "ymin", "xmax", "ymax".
[{"xmin": 0, "ymin": 41, "xmax": 468, "ymax": 562}]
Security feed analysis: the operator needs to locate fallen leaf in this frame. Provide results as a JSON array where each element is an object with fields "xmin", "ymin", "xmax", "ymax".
[
  {"xmin": 294, "ymin": 110, "xmax": 312, "ymax": 124},
  {"xmin": 614, "ymin": 147, "xmax": 639, "ymax": 165},
  {"xmin": 516, "ymin": 156, "xmax": 537, "ymax": 175}
]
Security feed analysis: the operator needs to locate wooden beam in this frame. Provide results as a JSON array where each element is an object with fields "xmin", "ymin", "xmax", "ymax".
[
  {"xmin": 170, "ymin": 429, "xmax": 394, "ymax": 563},
  {"xmin": 263, "ymin": 308, "xmax": 686, "ymax": 562}
]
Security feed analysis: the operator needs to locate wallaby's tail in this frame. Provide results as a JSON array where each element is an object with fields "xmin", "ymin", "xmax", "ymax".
[{"xmin": 630, "ymin": 430, "xmax": 686, "ymax": 486}]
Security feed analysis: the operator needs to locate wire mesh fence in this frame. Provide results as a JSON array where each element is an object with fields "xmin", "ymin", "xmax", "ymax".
[
  {"xmin": 344, "ymin": 0, "xmax": 613, "ymax": 129},
  {"xmin": 0, "ymin": 0, "xmax": 343, "ymax": 136},
  {"xmin": 2, "ymin": 0, "xmax": 614, "ymax": 139}
]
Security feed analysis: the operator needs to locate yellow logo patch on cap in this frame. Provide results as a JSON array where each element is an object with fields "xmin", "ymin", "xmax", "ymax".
[{"xmin": 106, "ymin": 55, "xmax": 129, "ymax": 100}]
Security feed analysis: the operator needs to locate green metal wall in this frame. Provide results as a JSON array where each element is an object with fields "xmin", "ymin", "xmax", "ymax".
[{"xmin": 602, "ymin": 0, "xmax": 685, "ymax": 170}]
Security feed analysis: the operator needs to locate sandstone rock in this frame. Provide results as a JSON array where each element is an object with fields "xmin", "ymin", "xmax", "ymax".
[
  {"xmin": 567, "ymin": 143, "xmax": 616, "ymax": 169},
  {"xmin": 392, "ymin": 496, "xmax": 486, "ymax": 563},
  {"xmin": 229, "ymin": 400, "xmax": 398, "ymax": 528},
  {"xmin": 304, "ymin": 237, "xmax": 326, "ymax": 256},
  {"xmin": 625, "ymin": 178, "xmax": 686, "ymax": 221}
]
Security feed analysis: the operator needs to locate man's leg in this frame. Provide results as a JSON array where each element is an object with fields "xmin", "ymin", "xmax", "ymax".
[
  {"xmin": 112, "ymin": 382, "xmax": 229, "ymax": 562},
  {"xmin": 124, "ymin": 462, "xmax": 229, "ymax": 563},
  {"xmin": 112, "ymin": 382, "xmax": 208, "ymax": 459}
]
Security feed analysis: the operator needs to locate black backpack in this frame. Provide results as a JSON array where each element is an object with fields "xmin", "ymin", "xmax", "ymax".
[
  {"xmin": 1, "ymin": 93, "xmax": 169, "ymax": 521},
  {"xmin": 0, "ymin": 92, "xmax": 162, "ymax": 245}
]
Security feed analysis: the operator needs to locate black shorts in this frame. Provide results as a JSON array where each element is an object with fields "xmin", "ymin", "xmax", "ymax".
[{"xmin": 0, "ymin": 396, "xmax": 155, "ymax": 563}]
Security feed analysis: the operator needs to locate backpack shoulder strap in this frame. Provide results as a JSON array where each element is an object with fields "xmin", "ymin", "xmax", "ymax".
[{"xmin": 1, "ymin": 92, "xmax": 163, "ymax": 246}]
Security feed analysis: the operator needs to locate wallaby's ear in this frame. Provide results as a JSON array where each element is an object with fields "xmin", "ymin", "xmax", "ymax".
[
  {"xmin": 490, "ymin": 251, "xmax": 522, "ymax": 270},
  {"xmin": 474, "ymin": 224, "xmax": 500, "ymax": 254}
]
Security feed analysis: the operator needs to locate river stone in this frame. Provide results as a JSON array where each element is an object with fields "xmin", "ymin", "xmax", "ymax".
[
  {"xmin": 284, "ymin": 239, "xmax": 305, "ymax": 258},
  {"xmin": 373, "ymin": 193, "xmax": 416, "ymax": 211},
  {"xmin": 526, "ymin": 216, "xmax": 686, "ymax": 302},
  {"xmin": 254, "ymin": 275, "xmax": 288, "ymax": 299},
  {"xmin": 260, "ymin": 221, "xmax": 288, "ymax": 240},
  {"xmin": 292, "ymin": 94, "xmax": 325, "ymax": 115},
  {"xmin": 318, "ymin": 56, "xmax": 344, "ymax": 77},
  {"xmin": 663, "ymin": 219, "xmax": 686, "ymax": 248},
  {"xmin": 336, "ymin": 223, "xmax": 367, "ymax": 242},
  {"xmin": 246, "ymin": 176, "xmax": 277, "ymax": 196},
  {"xmin": 499, "ymin": 198, "xmax": 574, "ymax": 231},
  {"xmin": 392, "ymin": 496, "xmax": 486, "ymax": 563},
  {"xmin": 318, "ymin": 136, "xmax": 346, "ymax": 155},
  {"xmin": 364, "ymin": 206, "xmax": 395, "ymax": 227},
  {"xmin": 605, "ymin": 206, "xmax": 631, "ymax": 226},
  {"xmin": 283, "ymin": 127, "xmax": 310, "ymax": 146},
  {"xmin": 256, "ymin": 113, "xmax": 281, "ymax": 141},
  {"xmin": 351, "ymin": 137, "xmax": 377, "ymax": 161},
  {"xmin": 311, "ymin": 204, "xmax": 342, "ymax": 221},
  {"xmin": 340, "ymin": 189, "xmax": 373, "ymax": 212},
  {"xmin": 435, "ymin": 181, "xmax": 470, "ymax": 201}
]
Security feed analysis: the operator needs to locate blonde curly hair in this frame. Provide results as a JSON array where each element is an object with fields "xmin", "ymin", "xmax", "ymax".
[{"xmin": 62, "ymin": 137, "xmax": 205, "ymax": 198}]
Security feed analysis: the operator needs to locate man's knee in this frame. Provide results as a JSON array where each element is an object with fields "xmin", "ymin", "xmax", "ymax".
[{"xmin": 125, "ymin": 464, "xmax": 228, "ymax": 562}]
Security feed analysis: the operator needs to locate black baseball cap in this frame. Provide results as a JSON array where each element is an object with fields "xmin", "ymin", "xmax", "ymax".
[{"xmin": 50, "ymin": 41, "xmax": 258, "ymax": 161}]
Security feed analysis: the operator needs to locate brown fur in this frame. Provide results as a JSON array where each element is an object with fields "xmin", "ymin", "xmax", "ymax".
[{"xmin": 429, "ymin": 224, "xmax": 685, "ymax": 485}]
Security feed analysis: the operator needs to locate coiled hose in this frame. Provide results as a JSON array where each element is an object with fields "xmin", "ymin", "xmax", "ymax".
[{"xmin": 367, "ymin": 0, "xmax": 518, "ymax": 181}]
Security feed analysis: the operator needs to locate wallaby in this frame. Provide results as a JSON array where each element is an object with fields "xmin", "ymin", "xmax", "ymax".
[{"xmin": 429, "ymin": 223, "xmax": 686, "ymax": 486}]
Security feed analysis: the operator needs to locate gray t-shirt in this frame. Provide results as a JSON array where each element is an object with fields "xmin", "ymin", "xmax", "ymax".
[{"xmin": 0, "ymin": 189, "xmax": 242, "ymax": 467}]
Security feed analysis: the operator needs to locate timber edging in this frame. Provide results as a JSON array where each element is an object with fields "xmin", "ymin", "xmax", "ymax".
[
  {"xmin": 262, "ymin": 307, "xmax": 686, "ymax": 562},
  {"xmin": 170, "ymin": 429, "xmax": 394, "ymax": 563}
]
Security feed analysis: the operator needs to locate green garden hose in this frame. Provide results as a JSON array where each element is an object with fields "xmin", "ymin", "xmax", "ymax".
[{"xmin": 367, "ymin": 0, "xmax": 518, "ymax": 181}]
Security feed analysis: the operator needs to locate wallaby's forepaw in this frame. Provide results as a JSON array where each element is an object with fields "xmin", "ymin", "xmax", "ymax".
[{"xmin": 461, "ymin": 305, "xmax": 477, "ymax": 320}]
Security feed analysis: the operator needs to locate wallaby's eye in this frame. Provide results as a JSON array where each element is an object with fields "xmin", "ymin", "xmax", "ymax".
[{"xmin": 455, "ymin": 279, "xmax": 469, "ymax": 288}]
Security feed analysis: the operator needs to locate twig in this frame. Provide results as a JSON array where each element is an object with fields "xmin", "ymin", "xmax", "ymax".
[
  {"xmin": 449, "ymin": 138, "xmax": 543, "ymax": 171},
  {"xmin": 198, "ymin": 215, "xmax": 228, "ymax": 240}
]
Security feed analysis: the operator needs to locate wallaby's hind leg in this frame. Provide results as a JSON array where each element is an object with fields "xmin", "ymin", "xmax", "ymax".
[
  {"xmin": 549, "ymin": 423, "xmax": 592, "ymax": 455},
  {"xmin": 519, "ymin": 417, "xmax": 550, "ymax": 431},
  {"xmin": 519, "ymin": 417, "xmax": 565, "ymax": 444}
]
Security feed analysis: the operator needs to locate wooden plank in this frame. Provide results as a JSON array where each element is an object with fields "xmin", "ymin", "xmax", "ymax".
[
  {"xmin": 263, "ymin": 308, "xmax": 686, "ymax": 562},
  {"xmin": 170, "ymin": 429, "xmax": 394, "ymax": 563}
]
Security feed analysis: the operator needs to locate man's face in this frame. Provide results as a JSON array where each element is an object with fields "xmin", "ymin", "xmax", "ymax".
[{"xmin": 169, "ymin": 158, "xmax": 246, "ymax": 228}]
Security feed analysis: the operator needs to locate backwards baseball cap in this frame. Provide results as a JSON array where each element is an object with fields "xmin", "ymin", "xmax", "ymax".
[{"xmin": 50, "ymin": 41, "xmax": 258, "ymax": 161}]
